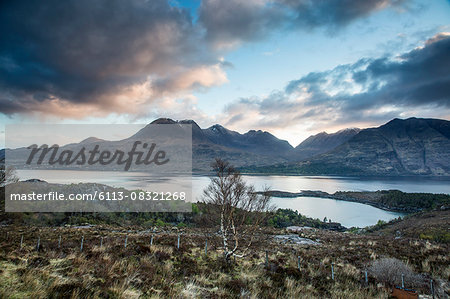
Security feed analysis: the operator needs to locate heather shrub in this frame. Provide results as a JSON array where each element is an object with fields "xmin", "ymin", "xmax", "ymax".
[{"xmin": 368, "ymin": 258, "xmax": 424, "ymax": 288}]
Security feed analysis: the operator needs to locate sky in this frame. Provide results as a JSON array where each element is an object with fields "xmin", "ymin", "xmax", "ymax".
[{"xmin": 0, "ymin": 0, "xmax": 449, "ymax": 147}]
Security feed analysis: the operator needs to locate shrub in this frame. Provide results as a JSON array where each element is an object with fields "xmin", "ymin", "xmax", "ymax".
[
  {"xmin": 368, "ymin": 258, "xmax": 424, "ymax": 288},
  {"xmin": 155, "ymin": 218, "xmax": 166, "ymax": 227},
  {"xmin": 419, "ymin": 229, "xmax": 450, "ymax": 243}
]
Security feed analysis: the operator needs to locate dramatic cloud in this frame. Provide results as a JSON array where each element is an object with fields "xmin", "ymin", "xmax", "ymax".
[
  {"xmin": 0, "ymin": 0, "xmax": 225, "ymax": 117},
  {"xmin": 0, "ymin": 0, "xmax": 416, "ymax": 119},
  {"xmin": 222, "ymin": 33, "xmax": 450, "ymax": 141},
  {"xmin": 199, "ymin": 0, "xmax": 409, "ymax": 48}
]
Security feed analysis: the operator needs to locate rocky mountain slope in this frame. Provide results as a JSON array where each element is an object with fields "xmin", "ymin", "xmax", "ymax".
[
  {"xmin": 293, "ymin": 128, "xmax": 360, "ymax": 161},
  {"xmin": 291, "ymin": 118, "xmax": 450, "ymax": 176}
]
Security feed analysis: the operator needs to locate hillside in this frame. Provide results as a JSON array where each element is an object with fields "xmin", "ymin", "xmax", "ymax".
[
  {"xmin": 246, "ymin": 118, "xmax": 450, "ymax": 176},
  {"xmin": 292, "ymin": 128, "xmax": 360, "ymax": 161},
  {"xmin": 204, "ymin": 124, "xmax": 293, "ymax": 157},
  {"xmin": 369, "ymin": 209, "xmax": 450, "ymax": 243},
  {"xmin": 305, "ymin": 118, "xmax": 450, "ymax": 175}
]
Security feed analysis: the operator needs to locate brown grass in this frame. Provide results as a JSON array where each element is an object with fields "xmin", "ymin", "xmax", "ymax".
[{"xmin": 0, "ymin": 225, "xmax": 448, "ymax": 298}]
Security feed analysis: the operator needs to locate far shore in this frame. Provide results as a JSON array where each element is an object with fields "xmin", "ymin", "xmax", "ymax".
[{"xmin": 261, "ymin": 190, "xmax": 429, "ymax": 213}]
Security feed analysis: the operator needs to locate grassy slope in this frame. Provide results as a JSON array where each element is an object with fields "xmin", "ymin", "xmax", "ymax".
[
  {"xmin": 0, "ymin": 211, "xmax": 448, "ymax": 298},
  {"xmin": 369, "ymin": 209, "xmax": 450, "ymax": 243}
]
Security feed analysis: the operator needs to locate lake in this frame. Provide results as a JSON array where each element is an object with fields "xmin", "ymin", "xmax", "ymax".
[{"xmin": 16, "ymin": 170, "xmax": 450, "ymax": 228}]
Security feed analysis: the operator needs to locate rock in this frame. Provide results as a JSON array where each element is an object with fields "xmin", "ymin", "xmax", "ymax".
[
  {"xmin": 286, "ymin": 226, "xmax": 314, "ymax": 232},
  {"xmin": 274, "ymin": 234, "xmax": 319, "ymax": 245}
]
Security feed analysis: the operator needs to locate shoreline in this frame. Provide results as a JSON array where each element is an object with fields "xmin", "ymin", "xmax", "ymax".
[{"xmin": 264, "ymin": 190, "xmax": 418, "ymax": 213}]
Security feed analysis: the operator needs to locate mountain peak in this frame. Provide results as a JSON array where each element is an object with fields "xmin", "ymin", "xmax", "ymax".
[
  {"xmin": 179, "ymin": 119, "xmax": 202, "ymax": 130},
  {"xmin": 246, "ymin": 129, "xmax": 269, "ymax": 136},
  {"xmin": 179, "ymin": 119, "xmax": 197, "ymax": 125},
  {"xmin": 150, "ymin": 118, "xmax": 201, "ymax": 128},
  {"xmin": 150, "ymin": 118, "xmax": 177, "ymax": 124},
  {"xmin": 336, "ymin": 128, "xmax": 360, "ymax": 134},
  {"xmin": 207, "ymin": 124, "xmax": 228, "ymax": 134},
  {"xmin": 316, "ymin": 131, "xmax": 328, "ymax": 136},
  {"xmin": 385, "ymin": 117, "xmax": 424, "ymax": 126},
  {"xmin": 293, "ymin": 127, "xmax": 361, "ymax": 161},
  {"xmin": 80, "ymin": 137, "xmax": 104, "ymax": 144}
]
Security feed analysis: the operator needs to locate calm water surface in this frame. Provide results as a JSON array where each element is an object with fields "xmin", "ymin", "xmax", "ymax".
[{"xmin": 17, "ymin": 170, "xmax": 450, "ymax": 228}]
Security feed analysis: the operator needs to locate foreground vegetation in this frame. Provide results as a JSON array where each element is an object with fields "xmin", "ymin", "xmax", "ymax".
[
  {"xmin": 0, "ymin": 164, "xmax": 448, "ymax": 298},
  {"xmin": 0, "ymin": 209, "xmax": 449, "ymax": 298}
]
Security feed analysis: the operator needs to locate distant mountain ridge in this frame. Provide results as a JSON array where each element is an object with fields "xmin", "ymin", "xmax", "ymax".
[
  {"xmin": 203, "ymin": 124, "xmax": 292, "ymax": 157},
  {"xmin": 266, "ymin": 118, "xmax": 450, "ymax": 176},
  {"xmin": 3, "ymin": 117, "xmax": 450, "ymax": 176},
  {"xmin": 145, "ymin": 118, "xmax": 293, "ymax": 154},
  {"xmin": 140, "ymin": 118, "xmax": 294, "ymax": 170}
]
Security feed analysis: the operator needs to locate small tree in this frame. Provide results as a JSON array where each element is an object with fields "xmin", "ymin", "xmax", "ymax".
[
  {"xmin": 203, "ymin": 158, "xmax": 273, "ymax": 261},
  {"xmin": 0, "ymin": 165, "xmax": 19, "ymax": 187}
]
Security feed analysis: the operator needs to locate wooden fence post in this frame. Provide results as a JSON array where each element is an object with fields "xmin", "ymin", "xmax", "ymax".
[
  {"xmin": 430, "ymin": 279, "xmax": 434, "ymax": 298},
  {"xmin": 100, "ymin": 237, "xmax": 103, "ymax": 249},
  {"xmin": 401, "ymin": 273, "xmax": 404, "ymax": 289},
  {"xmin": 177, "ymin": 233, "xmax": 180, "ymax": 249},
  {"xmin": 365, "ymin": 270, "xmax": 368, "ymax": 285},
  {"xmin": 331, "ymin": 263, "xmax": 335, "ymax": 281},
  {"xmin": 58, "ymin": 235, "xmax": 61, "ymax": 249},
  {"xmin": 204, "ymin": 239, "xmax": 208, "ymax": 255},
  {"xmin": 20, "ymin": 235, "xmax": 24, "ymax": 249},
  {"xmin": 265, "ymin": 250, "xmax": 269, "ymax": 268},
  {"xmin": 80, "ymin": 236, "xmax": 84, "ymax": 252},
  {"xmin": 297, "ymin": 256, "xmax": 301, "ymax": 271},
  {"xmin": 36, "ymin": 236, "xmax": 40, "ymax": 251},
  {"xmin": 150, "ymin": 234, "xmax": 154, "ymax": 246},
  {"xmin": 124, "ymin": 235, "xmax": 128, "ymax": 248}
]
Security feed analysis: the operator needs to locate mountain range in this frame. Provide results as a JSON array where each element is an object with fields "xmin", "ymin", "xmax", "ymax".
[
  {"xmin": 2, "ymin": 117, "xmax": 450, "ymax": 176},
  {"xmin": 144, "ymin": 118, "xmax": 293, "ymax": 171},
  {"xmin": 293, "ymin": 117, "xmax": 450, "ymax": 176}
]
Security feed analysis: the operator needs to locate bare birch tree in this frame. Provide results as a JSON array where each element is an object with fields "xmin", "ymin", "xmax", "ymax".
[
  {"xmin": 202, "ymin": 158, "xmax": 273, "ymax": 261},
  {"xmin": 0, "ymin": 165, "xmax": 19, "ymax": 187}
]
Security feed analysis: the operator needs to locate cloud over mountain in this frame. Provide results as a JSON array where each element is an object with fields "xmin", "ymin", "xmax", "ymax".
[{"xmin": 222, "ymin": 32, "xmax": 450, "ymax": 135}]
